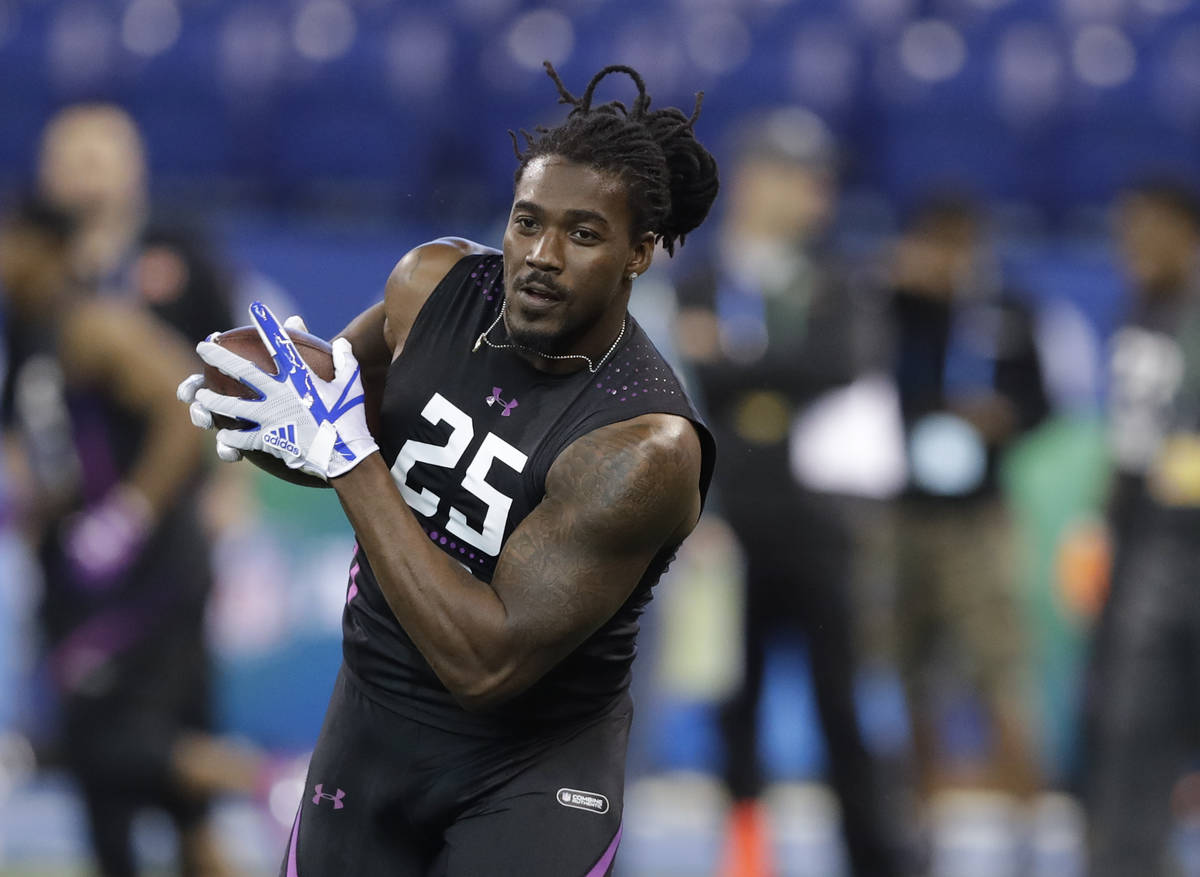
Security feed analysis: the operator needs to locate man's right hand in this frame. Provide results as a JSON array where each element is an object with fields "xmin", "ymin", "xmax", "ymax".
[
  {"xmin": 179, "ymin": 303, "xmax": 379, "ymax": 480},
  {"xmin": 176, "ymin": 314, "xmax": 328, "ymax": 465},
  {"xmin": 177, "ymin": 371, "xmax": 244, "ymax": 464}
]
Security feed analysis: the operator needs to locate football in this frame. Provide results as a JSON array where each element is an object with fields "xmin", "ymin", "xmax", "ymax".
[{"xmin": 202, "ymin": 325, "xmax": 374, "ymax": 488}]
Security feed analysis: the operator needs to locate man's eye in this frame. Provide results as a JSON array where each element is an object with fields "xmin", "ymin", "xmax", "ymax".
[
  {"xmin": 514, "ymin": 217, "xmax": 537, "ymax": 230},
  {"xmin": 573, "ymin": 228, "xmax": 598, "ymax": 242}
]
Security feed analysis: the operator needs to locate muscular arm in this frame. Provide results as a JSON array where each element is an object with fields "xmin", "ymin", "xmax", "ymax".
[
  {"xmin": 337, "ymin": 301, "xmax": 388, "ymax": 390},
  {"xmin": 333, "ymin": 238, "xmax": 498, "ymax": 436},
  {"xmin": 327, "ymin": 235, "xmax": 708, "ymax": 711},
  {"xmin": 340, "ymin": 236, "xmax": 498, "ymax": 359},
  {"xmin": 60, "ymin": 301, "xmax": 206, "ymax": 516},
  {"xmin": 333, "ymin": 413, "xmax": 703, "ymax": 711}
]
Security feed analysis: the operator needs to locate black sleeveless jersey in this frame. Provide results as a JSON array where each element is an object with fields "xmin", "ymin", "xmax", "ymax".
[{"xmin": 342, "ymin": 253, "xmax": 715, "ymax": 733}]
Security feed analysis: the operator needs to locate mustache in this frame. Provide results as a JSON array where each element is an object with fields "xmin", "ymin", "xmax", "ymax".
[{"xmin": 514, "ymin": 270, "xmax": 570, "ymax": 299}]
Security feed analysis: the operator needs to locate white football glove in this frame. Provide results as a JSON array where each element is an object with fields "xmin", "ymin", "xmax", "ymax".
[
  {"xmin": 177, "ymin": 371, "xmax": 243, "ymax": 463},
  {"xmin": 177, "ymin": 315, "xmax": 313, "ymax": 464},
  {"xmin": 185, "ymin": 302, "xmax": 378, "ymax": 480}
]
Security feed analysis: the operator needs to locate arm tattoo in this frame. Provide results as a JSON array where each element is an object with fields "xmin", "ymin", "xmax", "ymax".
[{"xmin": 493, "ymin": 416, "xmax": 701, "ymax": 651}]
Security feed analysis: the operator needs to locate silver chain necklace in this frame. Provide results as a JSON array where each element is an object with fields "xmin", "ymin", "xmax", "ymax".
[{"xmin": 472, "ymin": 299, "xmax": 626, "ymax": 374}]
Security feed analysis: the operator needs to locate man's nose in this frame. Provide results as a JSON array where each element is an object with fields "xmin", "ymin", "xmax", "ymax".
[{"xmin": 526, "ymin": 231, "xmax": 564, "ymax": 273}]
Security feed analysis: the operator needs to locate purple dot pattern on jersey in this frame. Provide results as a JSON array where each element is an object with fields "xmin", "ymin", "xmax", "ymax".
[
  {"xmin": 429, "ymin": 529, "xmax": 485, "ymax": 564},
  {"xmin": 472, "ymin": 258, "xmax": 504, "ymax": 303},
  {"xmin": 592, "ymin": 343, "xmax": 679, "ymax": 403}
]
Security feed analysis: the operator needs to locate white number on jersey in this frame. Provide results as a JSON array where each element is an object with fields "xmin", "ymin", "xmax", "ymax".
[{"xmin": 390, "ymin": 393, "xmax": 528, "ymax": 556}]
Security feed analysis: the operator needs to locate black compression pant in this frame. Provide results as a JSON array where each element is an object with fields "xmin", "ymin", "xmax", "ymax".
[{"xmin": 281, "ymin": 666, "xmax": 630, "ymax": 876}]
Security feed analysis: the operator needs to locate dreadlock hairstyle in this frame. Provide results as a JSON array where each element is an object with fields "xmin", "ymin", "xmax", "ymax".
[{"xmin": 511, "ymin": 62, "xmax": 720, "ymax": 256}]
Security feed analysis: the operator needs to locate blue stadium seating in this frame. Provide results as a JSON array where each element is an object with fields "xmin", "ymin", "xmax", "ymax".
[{"xmin": 0, "ymin": 0, "xmax": 1196, "ymax": 219}]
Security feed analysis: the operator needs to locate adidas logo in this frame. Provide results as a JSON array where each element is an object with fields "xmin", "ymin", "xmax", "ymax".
[{"xmin": 263, "ymin": 424, "xmax": 301, "ymax": 457}]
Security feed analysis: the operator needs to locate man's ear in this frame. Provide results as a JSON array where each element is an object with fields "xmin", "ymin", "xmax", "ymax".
[{"xmin": 627, "ymin": 232, "xmax": 655, "ymax": 279}]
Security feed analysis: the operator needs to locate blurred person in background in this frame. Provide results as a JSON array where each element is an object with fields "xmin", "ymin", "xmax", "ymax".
[
  {"xmin": 37, "ymin": 103, "xmax": 234, "ymax": 343},
  {"xmin": 886, "ymin": 195, "xmax": 1048, "ymax": 801},
  {"xmin": 0, "ymin": 197, "xmax": 270, "ymax": 877},
  {"xmin": 1081, "ymin": 181, "xmax": 1200, "ymax": 877},
  {"xmin": 35, "ymin": 101, "xmax": 286, "ymax": 543},
  {"xmin": 33, "ymin": 99, "xmax": 286, "ymax": 620},
  {"xmin": 28, "ymin": 101, "xmax": 277, "ymax": 872},
  {"xmin": 674, "ymin": 108, "xmax": 913, "ymax": 877}
]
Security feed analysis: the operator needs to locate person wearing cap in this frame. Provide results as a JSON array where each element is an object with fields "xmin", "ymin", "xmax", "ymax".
[{"xmin": 674, "ymin": 108, "xmax": 913, "ymax": 877}]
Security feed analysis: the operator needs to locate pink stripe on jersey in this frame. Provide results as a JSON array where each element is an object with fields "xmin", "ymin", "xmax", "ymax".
[
  {"xmin": 286, "ymin": 803, "xmax": 302, "ymax": 877},
  {"xmin": 585, "ymin": 824, "xmax": 622, "ymax": 877},
  {"xmin": 347, "ymin": 541, "xmax": 360, "ymax": 604}
]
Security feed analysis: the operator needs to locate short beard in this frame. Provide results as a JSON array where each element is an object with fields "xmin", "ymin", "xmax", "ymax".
[
  {"xmin": 505, "ymin": 317, "xmax": 583, "ymax": 357},
  {"xmin": 503, "ymin": 268, "xmax": 582, "ymax": 356}
]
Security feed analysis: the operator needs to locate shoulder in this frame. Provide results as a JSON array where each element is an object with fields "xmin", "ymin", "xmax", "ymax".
[
  {"xmin": 546, "ymin": 412, "xmax": 704, "ymax": 547},
  {"xmin": 383, "ymin": 238, "xmax": 499, "ymax": 351},
  {"xmin": 388, "ymin": 237, "xmax": 497, "ymax": 289},
  {"xmin": 62, "ymin": 297, "xmax": 152, "ymax": 348},
  {"xmin": 59, "ymin": 298, "xmax": 182, "ymax": 377}
]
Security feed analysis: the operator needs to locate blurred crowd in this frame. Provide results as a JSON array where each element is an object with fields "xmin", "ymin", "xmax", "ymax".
[
  {"xmin": 663, "ymin": 107, "xmax": 1200, "ymax": 877},
  {"xmin": 1, "ymin": 36, "xmax": 1200, "ymax": 877}
]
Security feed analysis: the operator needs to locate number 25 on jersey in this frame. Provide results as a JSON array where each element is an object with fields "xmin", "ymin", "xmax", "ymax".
[{"xmin": 390, "ymin": 393, "xmax": 527, "ymax": 557}]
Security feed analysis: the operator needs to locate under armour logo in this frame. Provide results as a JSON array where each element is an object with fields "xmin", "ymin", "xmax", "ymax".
[
  {"xmin": 485, "ymin": 387, "xmax": 518, "ymax": 416},
  {"xmin": 312, "ymin": 784, "xmax": 346, "ymax": 809}
]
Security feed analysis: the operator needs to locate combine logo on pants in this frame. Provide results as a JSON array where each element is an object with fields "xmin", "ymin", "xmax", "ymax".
[{"xmin": 556, "ymin": 787, "xmax": 609, "ymax": 814}]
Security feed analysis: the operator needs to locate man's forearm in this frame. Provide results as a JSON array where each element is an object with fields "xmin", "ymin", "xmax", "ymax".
[
  {"xmin": 337, "ymin": 303, "xmax": 390, "ymax": 392},
  {"xmin": 331, "ymin": 454, "xmax": 519, "ymax": 705},
  {"xmin": 126, "ymin": 405, "xmax": 206, "ymax": 517}
]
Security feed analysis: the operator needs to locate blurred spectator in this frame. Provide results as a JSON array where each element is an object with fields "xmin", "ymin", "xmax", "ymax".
[
  {"xmin": 885, "ymin": 195, "xmax": 1048, "ymax": 799},
  {"xmin": 37, "ymin": 103, "xmax": 234, "ymax": 343},
  {"xmin": 35, "ymin": 103, "xmax": 295, "ymax": 546},
  {"xmin": 1082, "ymin": 181, "xmax": 1200, "ymax": 877},
  {"xmin": 674, "ymin": 108, "xmax": 913, "ymax": 877},
  {"xmin": 5, "ymin": 104, "xmax": 285, "ymax": 877},
  {"xmin": 0, "ymin": 196, "xmax": 275, "ymax": 876}
]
